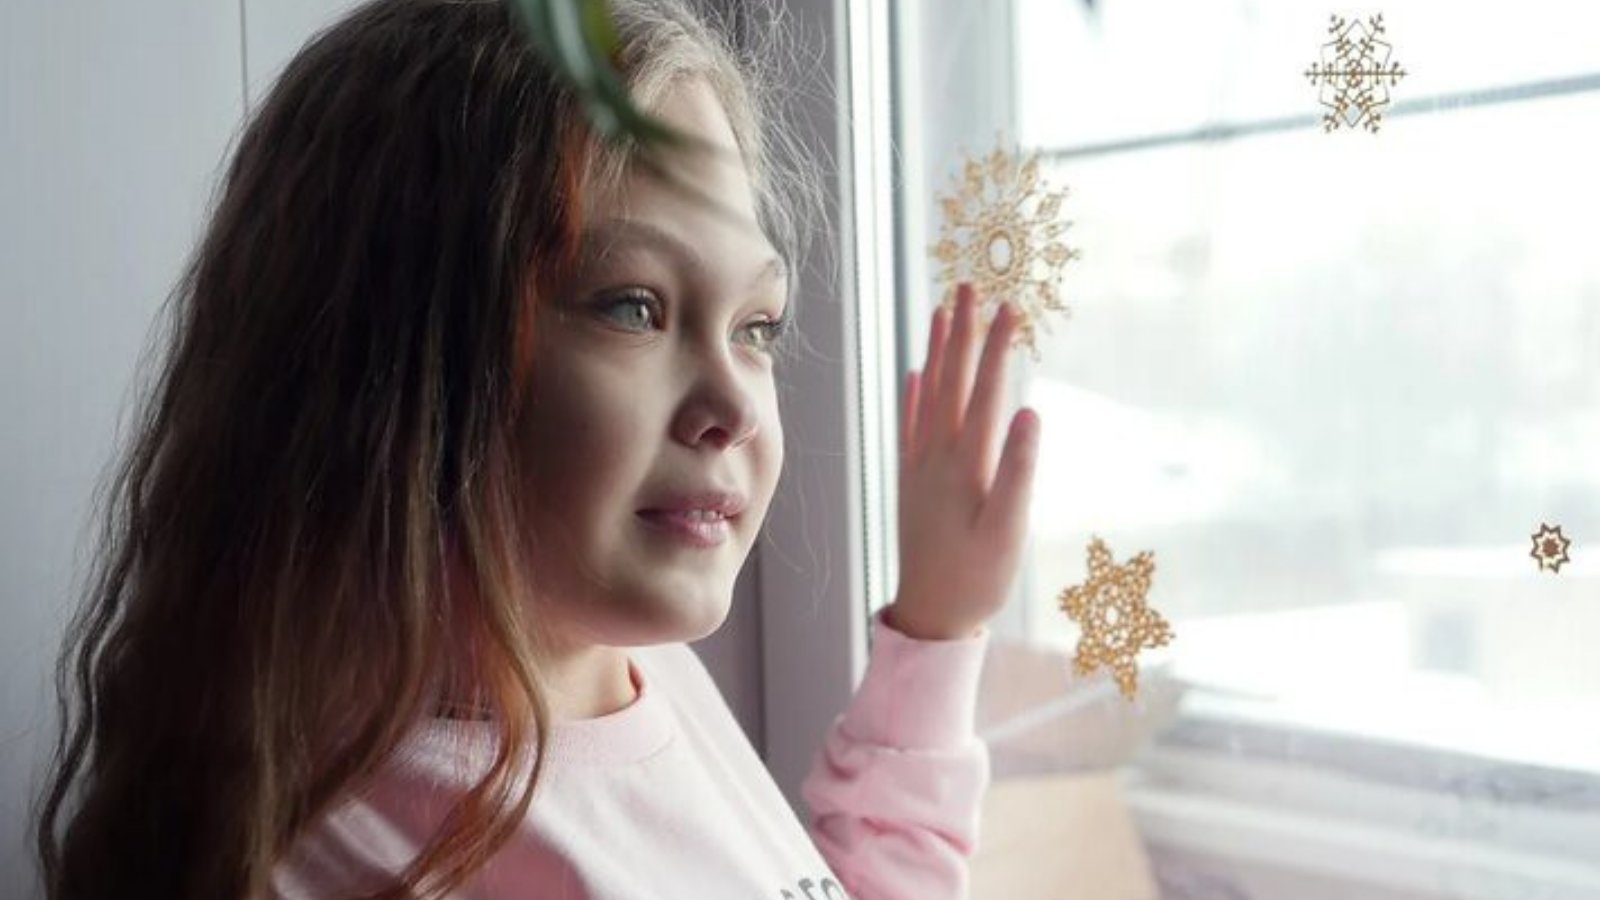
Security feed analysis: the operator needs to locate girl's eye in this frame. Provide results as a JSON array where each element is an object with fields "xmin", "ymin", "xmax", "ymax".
[
  {"xmin": 598, "ymin": 290, "xmax": 792, "ymax": 354},
  {"xmin": 745, "ymin": 312, "xmax": 792, "ymax": 352},
  {"xmin": 598, "ymin": 290, "xmax": 661, "ymax": 331}
]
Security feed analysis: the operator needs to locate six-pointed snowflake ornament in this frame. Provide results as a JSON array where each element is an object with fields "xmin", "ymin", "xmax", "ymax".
[
  {"xmin": 1057, "ymin": 536, "xmax": 1174, "ymax": 700},
  {"xmin": 930, "ymin": 142, "xmax": 1080, "ymax": 363},
  {"xmin": 1304, "ymin": 13, "xmax": 1408, "ymax": 132},
  {"xmin": 1530, "ymin": 523, "xmax": 1572, "ymax": 574}
]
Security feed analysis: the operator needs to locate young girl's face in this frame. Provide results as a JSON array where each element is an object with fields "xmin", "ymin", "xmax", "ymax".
[{"xmin": 516, "ymin": 79, "xmax": 786, "ymax": 652}]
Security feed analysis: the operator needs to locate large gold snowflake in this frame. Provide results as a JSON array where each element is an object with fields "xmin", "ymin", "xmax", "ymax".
[
  {"xmin": 1058, "ymin": 536, "xmax": 1173, "ymax": 700},
  {"xmin": 930, "ymin": 143, "xmax": 1080, "ymax": 363},
  {"xmin": 1530, "ymin": 523, "xmax": 1572, "ymax": 574}
]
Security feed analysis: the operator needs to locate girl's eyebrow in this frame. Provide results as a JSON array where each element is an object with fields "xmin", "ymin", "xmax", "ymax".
[{"xmin": 580, "ymin": 218, "xmax": 788, "ymax": 291}]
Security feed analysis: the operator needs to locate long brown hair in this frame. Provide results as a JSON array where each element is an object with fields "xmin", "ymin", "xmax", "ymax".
[{"xmin": 32, "ymin": 1, "xmax": 817, "ymax": 897}]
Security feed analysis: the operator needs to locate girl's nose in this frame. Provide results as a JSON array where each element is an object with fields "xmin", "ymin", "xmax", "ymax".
[{"xmin": 673, "ymin": 359, "xmax": 763, "ymax": 451}]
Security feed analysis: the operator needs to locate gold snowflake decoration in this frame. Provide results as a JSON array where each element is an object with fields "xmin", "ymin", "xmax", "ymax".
[
  {"xmin": 1057, "ymin": 536, "xmax": 1173, "ymax": 700},
  {"xmin": 930, "ymin": 142, "xmax": 1080, "ymax": 363},
  {"xmin": 1530, "ymin": 523, "xmax": 1572, "ymax": 574},
  {"xmin": 1304, "ymin": 13, "xmax": 1408, "ymax": 133}
]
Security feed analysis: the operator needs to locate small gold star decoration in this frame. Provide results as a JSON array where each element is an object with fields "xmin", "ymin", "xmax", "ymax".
[
  {"xmin": 930, "ymin": 140, "xmax": 1080, "ymax": 363},
  {"xmin": 1530, "ymin": 523, "xmax": 1572, "ymax": 574},
  {"xmin": 1057, "ymin": 536, "xmax": 1174, "ymax": 700}
]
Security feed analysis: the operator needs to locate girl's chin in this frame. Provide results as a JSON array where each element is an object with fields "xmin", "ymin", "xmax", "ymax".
[{"xmin": 650, "ymin": 595, "xmax": 733, "ymax": 644}]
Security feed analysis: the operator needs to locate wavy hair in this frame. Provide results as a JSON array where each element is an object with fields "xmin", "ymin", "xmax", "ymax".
[{"xmin": 32, "ymin": 1, "xmax": 820, "ymax": 897}]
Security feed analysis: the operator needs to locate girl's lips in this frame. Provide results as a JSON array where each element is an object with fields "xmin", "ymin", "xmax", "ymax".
[{"xmin": 635, "ymin": 510, "xmax": 732, "ymax": 548}]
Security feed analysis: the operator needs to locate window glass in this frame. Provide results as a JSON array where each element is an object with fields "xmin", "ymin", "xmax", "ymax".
[{"xmin": 889, "ymin": 0, "xmax": 1600, "ymax": 893}]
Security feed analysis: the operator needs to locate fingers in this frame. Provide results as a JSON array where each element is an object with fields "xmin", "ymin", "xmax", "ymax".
[
  {"xmin": 980, "ymin": 408, "xmax": 1040, "ymax": 540},
  {"xmin": 935, "ymin": 283, "xmax": 979, "ymax": 437},
  {"xmin": 902, "ymin": 369, "xmax": 921, "ymax": 461},
  {"xmin": 913, "ymin": 298, "xmax": 951, "ymax": 457},
  {"xmin": 912, "ymin": 282, "xmax": 1020, "ymax": 464},
  {"xmin": 961, "ymin": 299, "xmax": 1020, "ymax": 482}
]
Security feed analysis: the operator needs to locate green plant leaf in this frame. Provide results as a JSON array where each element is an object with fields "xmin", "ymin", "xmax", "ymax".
[
  {"xmin": 508, "ymin": 0, "xmax": 683, "ymax": 147},
  {"xmin": 506, "ymin": 0, "xmax": 758, "ymax": 229}
]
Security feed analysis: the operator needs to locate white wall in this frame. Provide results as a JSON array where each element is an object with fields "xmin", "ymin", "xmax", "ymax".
[
  {"xmin": 0, "ymin": 2, "xmax": 778, "ymax": 895},
  {"xmin": 2, "ymin": 3, "xmax": 244, "ymax": 896}
]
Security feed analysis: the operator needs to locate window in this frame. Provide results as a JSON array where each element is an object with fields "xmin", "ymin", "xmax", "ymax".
[{"xmin": 882, "ymin": 0, "xmax": 1600, "ymax": 894}]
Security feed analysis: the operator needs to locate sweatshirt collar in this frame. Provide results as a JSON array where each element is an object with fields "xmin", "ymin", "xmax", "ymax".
[{"xmin": 396, "ymin": 653, "xmax": 673, "ymax": 778}]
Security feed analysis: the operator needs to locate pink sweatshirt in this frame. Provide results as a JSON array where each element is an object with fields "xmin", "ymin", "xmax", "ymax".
[{"xmin": 271, "ymin": 606, "xmax": 990, "ymax": 899}]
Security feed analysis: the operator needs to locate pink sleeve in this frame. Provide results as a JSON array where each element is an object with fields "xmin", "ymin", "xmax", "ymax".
[{"xmin": 799, "ymin": 606, "xmax": 991, "ymax": 900}]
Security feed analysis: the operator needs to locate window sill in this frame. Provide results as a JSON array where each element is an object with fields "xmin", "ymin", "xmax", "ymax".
[
  {"xmin": 1126, "ymin": 697, "xmax": 1600, "ymax": 898},
  {"xmin": 977, "ymin": 642, "xmax": 1600, "ymax": 896}
]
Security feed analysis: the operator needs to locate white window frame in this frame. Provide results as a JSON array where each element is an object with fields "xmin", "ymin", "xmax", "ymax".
[{"xmin": 752, "ymin": 0, "xmax": 899, "ymax": 814}]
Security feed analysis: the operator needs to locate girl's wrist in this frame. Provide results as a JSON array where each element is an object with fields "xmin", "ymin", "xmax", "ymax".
[{"xmin": 883, "ymin": 603, "xmax": 980, "ymax": 641}]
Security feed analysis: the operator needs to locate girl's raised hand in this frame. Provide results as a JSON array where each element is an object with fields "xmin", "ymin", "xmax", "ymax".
[{"xmin": 887, "ymin": 282, "xmax": 1041, "ymax": 641}]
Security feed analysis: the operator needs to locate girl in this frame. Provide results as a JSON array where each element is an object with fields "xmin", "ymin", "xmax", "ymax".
[{"xmin": 33, "ymin": 0, "xmax": 1040, "ymax": 897}]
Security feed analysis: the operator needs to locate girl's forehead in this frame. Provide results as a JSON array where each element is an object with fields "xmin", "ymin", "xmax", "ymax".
[
  {"xmin": 573, "ymin": 215, "xmax": 785, "ymax": 286},
  {"xmin": 581, "ymin": 78, "xmax": 754, "ymax": 206},
  {"xmin": 576, "ymin": 164, "xmax": 767, "ymax": 262},
  {"xmin": 567, "ymin": 78, "xmax": 771, "ymax": 273}
]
